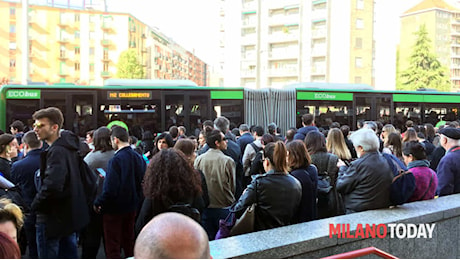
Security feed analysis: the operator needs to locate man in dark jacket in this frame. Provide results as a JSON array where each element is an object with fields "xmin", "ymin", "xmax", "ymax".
[
  {"xmin": 11, "ymin": 131, "xmax": 42, "ymax": 258},
  {"xmin": 31, "ymin": 107, "xmax": 88, "ymax": 258},
  {"xmin": 336, "ymin": 128, "xmax": 393, "ymax": 213},
  {"xmin": 237, "ymin": 124, "xmax": 254, "ymax": 155},
  {"xmin": 94, "ymin": 126, "xmax": 146, "ymax": 258},
  {"xmin": 294, "ymin": 114, "xmax": 318, "ymax": 141},
  {"xmin": 436, "ymin": 127, "xmax": 460, "ymax": 196}
]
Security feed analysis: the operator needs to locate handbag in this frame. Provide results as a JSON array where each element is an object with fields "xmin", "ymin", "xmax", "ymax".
[
  {"xmin": 215, "ymin": 211, "xmax": 236, "ymax": 240},
  {"xmin": 230, "ymin": 203, "xmax": 256, "ymax": 236}
]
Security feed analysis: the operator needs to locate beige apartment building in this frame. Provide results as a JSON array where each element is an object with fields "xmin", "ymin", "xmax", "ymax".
[
  {"xmin": 0, "ymin": 0, "xmax": 208, "ymax": 86},
  {"xmin": 399, "ymin": 0, "xmax": 460, "ymax": 91},
  {"xmin": 239, "ymin": 0, "xmax": 375, "ymax": 88}
]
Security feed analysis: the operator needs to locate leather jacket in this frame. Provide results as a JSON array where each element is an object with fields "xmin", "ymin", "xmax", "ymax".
[
  {"xmin": 231, "ymin": 170, "xmax": 301, "ymax": 231},
  {"xmin": 336, "ymin": 151, "xmax": 393, "ymax": 213}
]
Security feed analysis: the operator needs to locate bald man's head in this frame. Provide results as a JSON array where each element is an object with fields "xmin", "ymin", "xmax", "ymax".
[{"xmin": 134, "ymin": 212, "xmax": 210, "ymax": 259}]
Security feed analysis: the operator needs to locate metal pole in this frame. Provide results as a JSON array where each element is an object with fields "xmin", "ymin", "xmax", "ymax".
[{"xmin": 21, "ymin": 0, "xmax": 29, "ymax": 85}]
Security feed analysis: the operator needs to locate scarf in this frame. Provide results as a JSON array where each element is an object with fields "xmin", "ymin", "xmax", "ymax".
[{"xmin": 407, "ymin": 159, "xmax": 430, "ymax": 169}]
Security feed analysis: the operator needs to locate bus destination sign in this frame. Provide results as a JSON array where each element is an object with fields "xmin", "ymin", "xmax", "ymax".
[
  {"xmin": 6, "ymin": 89, "xmax": 41, "ymax": 99},
  {"xmin": 107, "ymin": 91, "xmax": 152, "ymax": 100}
]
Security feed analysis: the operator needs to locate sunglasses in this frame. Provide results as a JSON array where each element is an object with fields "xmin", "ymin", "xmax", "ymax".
[{"xmin": 33, "ymin": 122, "xmax": 48, "ymax": 129}]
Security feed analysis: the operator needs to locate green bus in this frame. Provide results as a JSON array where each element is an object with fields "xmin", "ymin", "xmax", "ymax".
[{"xmin": 1, "ymin": 80, "xmax": 459, "ymax": 135}]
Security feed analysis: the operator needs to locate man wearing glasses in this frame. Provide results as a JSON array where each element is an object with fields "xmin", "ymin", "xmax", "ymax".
[
  {"xmin": 31, "ymin": 107, "xmax": 89, "ymax": 258},
  {"xmin": 195, "ymin": 129, "xmax": 236, "ymax": 241}
]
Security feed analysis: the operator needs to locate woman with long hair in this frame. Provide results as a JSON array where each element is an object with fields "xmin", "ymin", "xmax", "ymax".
[
  {"xmin": 174, "ymin": 138, "xmax": 210, "ymax": 210},
  {"xmin": 135, "ymin": 149, "xmax": 203, "ymax": 235},
  {"xmin": 402, "ymin": 128, "xmax": 418, "ymax": 144},
  {"xmin": 424, "ymin": 123, "xmax": 436, "ymax": 144},
  {"xmin": 381, "ymin": 124, "xmax": 397, "ymax": 143},
  {"xmin": 384, "ymin": 132, "xmax": 404, "ymax": 163},
  {"xmin": 287, "ymin": 140, "xmax": 318, "ymax": 223},
  {"xmin": 402, "ymin": 141, "xmax": 438, "ymax": 202},
  {"xmin": 305, "ymin": 131, "xmax": 341, "ymax": 219},
  {"xmin": 326, "ymin": 128, "xmax": 351, "ymax": 162},
  {"xmin": 231, "ymin": 141, "xmax": 301, "ymax": 231},
  {"xmin": 82, "ymin": 126, "xmax": 115, "ymax": 259}
]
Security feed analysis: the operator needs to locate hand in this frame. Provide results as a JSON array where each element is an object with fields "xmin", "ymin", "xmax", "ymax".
[
  {"xmin": 337, "ymin": 159, "xmax": 346, "ymax": 167},
  {"xmin": 93, "ymin": 205, "xmax": 102, "ymax": 214}
]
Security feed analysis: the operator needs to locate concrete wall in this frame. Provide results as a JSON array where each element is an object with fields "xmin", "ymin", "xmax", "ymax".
[{"xmin": 209, "ymin": 194, "xmax": 460, "ymax": 259}]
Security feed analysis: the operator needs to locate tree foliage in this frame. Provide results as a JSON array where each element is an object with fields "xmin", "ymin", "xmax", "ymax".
[
  {"xmin": 399, "ymin": 24, "xmax": 451, "ymax": 91},
  {"xmin": 116, "ymin": 49, "xmax": 145, "ymax": 79}
]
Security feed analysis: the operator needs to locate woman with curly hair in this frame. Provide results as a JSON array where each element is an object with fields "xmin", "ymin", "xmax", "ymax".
[{"xmin": 135, "ymin": 149, "xmax": 203, "ymax": 235}]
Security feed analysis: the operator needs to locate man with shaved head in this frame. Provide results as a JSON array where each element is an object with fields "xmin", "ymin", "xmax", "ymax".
[{"xmin": 134, "ymin": 213, "xmax": 211, "ymax": 259}]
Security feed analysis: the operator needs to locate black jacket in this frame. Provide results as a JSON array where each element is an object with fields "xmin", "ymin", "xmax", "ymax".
[
  {"xmin": 336, "ymin": 151, "xmax": 393, "ymax": 214},
  {"xmin": 293, "ymin": 126, "xmax": 319, "ymax": 141},
  {"xmin": 31, "ymin": 130, "xmax": 89, "ymax": 238},
  {"xmin": 290, "ymin": 165, "xmax": 318, "ymax": 223},
  {"xmin": 11, "ymin": 149, "xmax": 41, "ymax": 207},
  {"xmin": 231, "ymin": 171, "xmax": 301, "ymax": 232},
  {"xmin": 0, "ymin": 157, "xmax": 12, "ymax": 181}
]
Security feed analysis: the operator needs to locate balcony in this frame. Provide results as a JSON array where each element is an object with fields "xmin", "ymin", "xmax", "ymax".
[
  {"xmin": 57, "ymin": 37, "xmax": 71, "ymax": 44},
  {"xmin": 268, "ymin": 67, "xmax": 298, "ymax": 77},
  {"xmin": 101, "ymin": 71, "xmax": 111, "ymax": 78},
  {"xmin": 58, "ymin": 16, "xmax": 72, "ymax": 28},
  {"xmin": 311, "ymin": 67, "xmax": 326, "ymax": 75},
  {"xmin": 267, "ymin": 0, "xmax": 299, "ymax": 9},
  {"xmin": 451, "ymin": 63, "xmax": 460, "ymax": 69},
  {"xmin": 241, "ymin": 52, "xmax": 257, "ymax": 61},
  {"xmin": 312, "ymin": 0, "xmax": 327, "ymax": 5},
  {"xmin": 269, "ymin": 15, "xmax": 299, "ymax": 26},
  {"xmin": 311, "ymin": 47, "xmax": 327, "ymax": 57},
  {"xmin": 102, "ymin": 55, "xmax": 111, "ymax": 62},
  {"xmin": 58, "ymin": 53, "xmax": 68, "ymax": 60},
  {"xmin": 452, "ymin": 30, "xmax": 460, "ymax": 36},
  {"xmin": 59, "ymin": 69, "xmax": 69, "ymax": 76},
  {"xmin": 241, "ymin": 34, "xmax": 257, "ymax": 45},
  {"xmin": 242, "ymin": 1, "xmax": 257, "ymax": 12},
  {"xmin": 102, "ymin": 21, "xmax": 116, "ymax": 33},
  {"xmin": 241, "ymin": 69, "xmax": 256, "ymax": 78},
  {"xmin": 312, "ymin": 29, "xmax": 327, "ymax": 39},
  {"xmin": 311, "ymin": 9, "xmax": 327, "ymax": 21},
  {"xmin": 452, "ymin": 52, "xmax": 460, "ymax": 58},
  {"xmin": 268, "ymin": 32, "xmax": 299, "ymax": 43},
  {"xmin": 242, "ymin": 20, "xmax": 256, "ymax": 28},
  {"xmin": 29, "ymin": 51, "xmax": 43, "ymax": 60},
  {"xmin": 268, "ymin": 50, "xmax": 298, "ymax": 60},
  {"xmin": 101, "ymin": 39, "xmax": 113, "ymax": 46},
  {"xmin": 129, "ymin": 25, "xmax": 136, "ymax": 32}
]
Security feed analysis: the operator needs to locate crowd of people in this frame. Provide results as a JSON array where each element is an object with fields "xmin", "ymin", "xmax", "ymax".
[{"xmin": 0, "ymin": 107, "xmax": 460, "ymax": 258}]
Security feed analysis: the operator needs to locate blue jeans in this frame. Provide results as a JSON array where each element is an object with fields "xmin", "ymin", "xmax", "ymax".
[
  {"xmin": 202, "ymin": 208, "xmax": 230, "ymax": 241},
  {"xmin": 36, "ymin": 222, "xmax": 78, "ymax": 259}
]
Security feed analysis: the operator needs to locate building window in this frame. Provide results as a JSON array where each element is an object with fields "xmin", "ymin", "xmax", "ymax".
[
  {"xmin": 355, "ymin": 37, "xmax": 362, "ymax": 49},
  {"xmin": 355, "ymin": 57, "xmax": 363, "ymax": 68},
  {"xmin": 357, "ymin": 0, "xmax": 364, "ymax": 10},
  {"xmin": 89, "ymin": 31, "xmax": 95, "ymax": 39},
  {"xmin": 75, "ymin": 47, "xmax": 80, "ymax": 55},
  {"xmin": 10, "ymin": 7, "xmax": 15, "ymax": 16},
  {"xmin": 9, "ymin": 59, "xmax": 15, "ymax": 68},
  {"xmin": 89, "ymin": 47, "xmax": 94, "ymax": 55},
  {"xmin": 89, "ymin": 64, "xmax": 95, "ymax": 72},
  {"xmin": 356, "ymin": 18, "xmax": 364, "ymax": 29},
  {"xmin": 355, "ymin": 76, "xmax": 362, "ymax": 83},
  {"xmin": 103, "ymin": 62, "xmax": 109, "ymax": 71},
  {"xmin": 9, "ymin": 42, "xmax": 16, "ymax": 50},
  {"xmin": 103, "ymin": 49, "xmax": 109, "ymax": 60},
  {"xmin": 75, "ymin": 63, "xmax": 80, "ymax": 71},
  {"xmin": 75, "ymin": 14, "xmax": 80, "ymax": 22},
  {"xmin": 75, "ymin": 31, "xmax": 80, "ymax": 39},
  {"xmin": 9, "ymin": 25, "xmax": 15, "ymax": 33},
  {"xmin": 89, "ymin": 15, "xmax": 96, "ymax": 23}
]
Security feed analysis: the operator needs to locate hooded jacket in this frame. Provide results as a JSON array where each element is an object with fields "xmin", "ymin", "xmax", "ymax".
[
  {"xmin": 31, "ymin": 130, "xmax": 89, "ymax": 238},
  {"xmin": 293, "ymin": 126, "xmax": 319, "ymax": 141}
]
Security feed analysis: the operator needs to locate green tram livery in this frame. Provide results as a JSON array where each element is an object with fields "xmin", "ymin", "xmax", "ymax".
[{"xmin": 1, "ymin": 80, "xmax": 460, "ymax": 135}]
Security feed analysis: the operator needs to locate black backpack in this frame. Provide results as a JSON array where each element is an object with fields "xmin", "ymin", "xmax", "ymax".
[
  {"xmin": 167, "ymin": 202, "xmax": 201, "ymax": 223},
  {"xmin": 78, "ymin": 153, "xmax": 98, "ymax": 208}
]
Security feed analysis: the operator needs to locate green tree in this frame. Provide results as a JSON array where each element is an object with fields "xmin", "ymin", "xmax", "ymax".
[
  {"xmin": 399, "ymin": 24, "xmax": 451, "ymax": 91},
  {"xmin": 116, "ymin": 49, "xmax": 145, "ymax": 79}
]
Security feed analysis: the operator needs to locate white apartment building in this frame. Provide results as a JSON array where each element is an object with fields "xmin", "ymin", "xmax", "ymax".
[{"xmin": 239, "ymin": 0, "xmax": 375, "ymax": 89}]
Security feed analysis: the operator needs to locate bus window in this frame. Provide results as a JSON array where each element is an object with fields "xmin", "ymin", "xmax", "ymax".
[
  {"xmin": 296, "ymin": 101, "xmax": 352, "ymax": 129},
  {"xmin": 6, "ymin": 99, "xmax": 39, "ymax": 132},
  {"xmin": 394, "ymin": 102, "xmax": 421, "ymax": 131},
  {"xmin": 212, "ymin": 100, "xmax": 244, "ymax": 129}
]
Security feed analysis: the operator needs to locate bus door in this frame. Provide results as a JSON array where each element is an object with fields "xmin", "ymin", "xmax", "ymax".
[
  {"xmin": 69, "ymin": 93, "xmax": 97, "ymax": 137},
  {"xmin": 162, "ymin": 92, "xmax": 210, "ymax": 136},
  {"xmin": 354, "ymin": 94, "xmax": 393, "ymax": 129}
]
